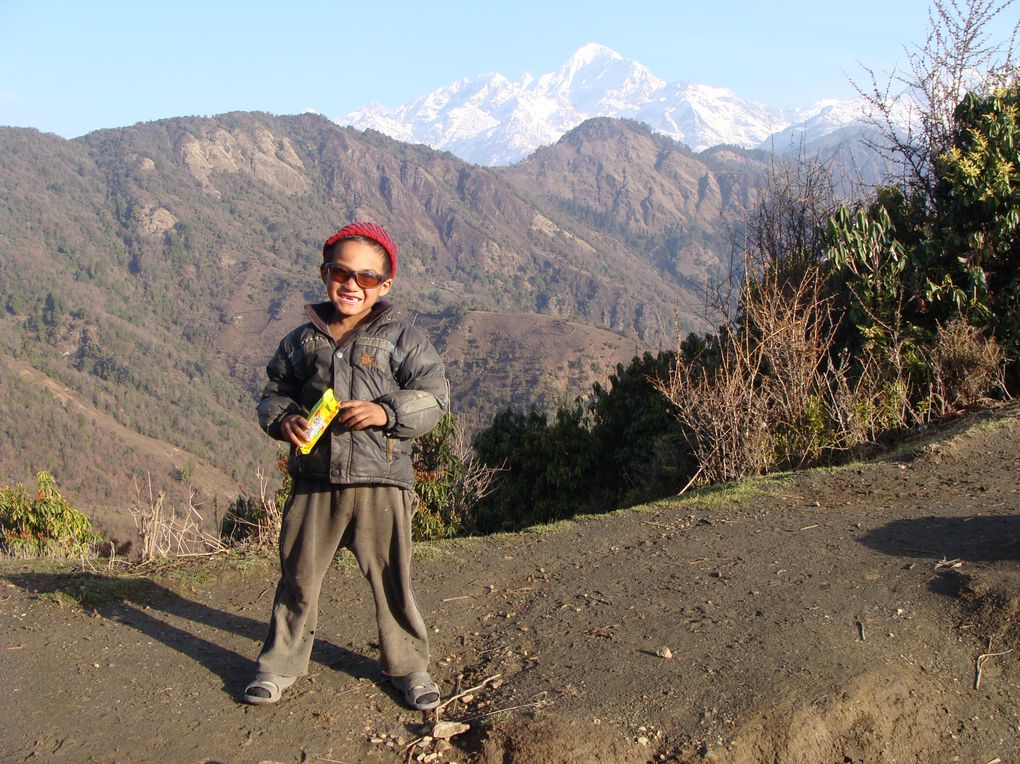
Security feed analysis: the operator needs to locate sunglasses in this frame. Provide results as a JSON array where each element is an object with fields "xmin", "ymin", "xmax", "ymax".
[{"xmin": 321, "ymin": 263, "xmax": 388, "ymax": 289}]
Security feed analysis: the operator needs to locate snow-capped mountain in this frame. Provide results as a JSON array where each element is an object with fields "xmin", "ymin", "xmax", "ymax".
[{"xmin": 338, "ymin": 43, "xmax": 869, "ymax": 166}]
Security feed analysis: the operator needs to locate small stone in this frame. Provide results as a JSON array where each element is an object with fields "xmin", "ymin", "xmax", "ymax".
[
  {"xmin": 656, "ymin": 647, "xmax": 673, "ymax": 659},
  {"xmin": 433, "ymin": 721, "xmax": 470, "ymax": 739},
  {"xmin": 637, "ymin": 736, "xmax": 650, "ymax": 746}
]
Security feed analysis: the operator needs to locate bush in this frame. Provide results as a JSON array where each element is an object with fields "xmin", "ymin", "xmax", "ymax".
[
  {"xmin": 412, "ymin": 413, "xmax": 501, "ymax": 539},
  {"xmin": 933, "ymin": 320, "xmax": 1004, "ymax": 408},
  {"xmin": 0, "ymin": 471, "xmax": 101, "ymax": 558}
]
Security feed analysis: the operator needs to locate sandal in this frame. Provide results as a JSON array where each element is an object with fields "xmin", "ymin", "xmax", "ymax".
[
  {"xmin": 242, "ymin": 673, "xmax": 297, "ymax": 705},
  {"xmin": 391, "ymin": 671, "xmax": 441, "ymax": 711}
]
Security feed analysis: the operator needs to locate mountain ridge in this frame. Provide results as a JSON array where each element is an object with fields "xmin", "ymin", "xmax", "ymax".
[{"xmin": 340, "ymin": 43, "xmax": 872, "ymax": 165}]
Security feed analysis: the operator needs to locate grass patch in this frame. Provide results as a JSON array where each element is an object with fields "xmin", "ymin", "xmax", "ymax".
[
  {"xmin": 522, "ymin": 518, "xmax": 576, "ymax": 535},
  {"xmin": 34, "ymin": 590, "xmax": 82, "ymax": 609},
  {"xmin": 3, "ymin": 549, "xmax": 277, "ymax": 611},
  {"xmin": 665, "ymin": 474, "xmax": 786, "ymax": 512},
  {"xmin": 134, "ymin": 548, "xmax": 275, "ymax": 584},
  {"xmin": 412, "ymin": 542, "xmax": 461, "ymax": 562}
]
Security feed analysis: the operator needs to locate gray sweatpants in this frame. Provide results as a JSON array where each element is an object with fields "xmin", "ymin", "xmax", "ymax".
[{"xmin": 255, "ymin": 481, "xmax": 430, "ymax": 678}]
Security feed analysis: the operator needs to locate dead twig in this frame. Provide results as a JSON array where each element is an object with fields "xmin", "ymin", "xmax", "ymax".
[
  {"xmin": 974, "ymin": 638, "xmax": 1013, "ymax": 690},
  {"xmin": 437, "ymin": 673, "xmax": 502, "ymax": 710},
  {"xmin": 677, "ymin": 465, "xmax": 704, "ymax": 496},
  {"xmin": 335, "ymin": 678, "xmax": 388, "ymax": 697},
  {"xmin": 459, "ymin": 692, "xmax": 553, "ymax": 722}
]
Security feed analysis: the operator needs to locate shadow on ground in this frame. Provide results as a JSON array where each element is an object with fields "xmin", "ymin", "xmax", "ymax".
[
  {"xmin": 1, "ymin": 572, "xmax": 379, "ymax": 699},
  {"xmin": 859, "ymin": 515, "xmax": 1020, "ymax": 563}
]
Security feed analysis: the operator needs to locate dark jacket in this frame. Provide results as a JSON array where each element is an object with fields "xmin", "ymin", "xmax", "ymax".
[{"xmin": 257, "ymin": 301, "xmax": 449, "ymax": 489}]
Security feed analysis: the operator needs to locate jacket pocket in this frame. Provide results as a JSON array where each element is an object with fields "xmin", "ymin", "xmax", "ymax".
[{"xmin": 288, "ymin": 442, "xmax": 329, "ymax": 477}]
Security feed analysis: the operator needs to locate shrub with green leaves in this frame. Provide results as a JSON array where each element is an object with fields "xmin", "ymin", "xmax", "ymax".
[
  {"xmin": 0, "ymin": 471, "xmax": 101, "ymax": 557},
  {"xmin": 827, "ymin": 84, "xmax": 1020, "ymax": 386},
  {"xmin": 412, "ymin": 413, "xmax": 500, "ymax": 539}
]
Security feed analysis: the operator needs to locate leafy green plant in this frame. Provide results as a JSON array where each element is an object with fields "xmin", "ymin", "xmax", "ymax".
[
  {"xmin": 412, "ymin": 413, "xmax": 501, "ymax": 539},
  {"xmin": 0, "ymin": 471, "xmax": 101, "ymax": 558}
]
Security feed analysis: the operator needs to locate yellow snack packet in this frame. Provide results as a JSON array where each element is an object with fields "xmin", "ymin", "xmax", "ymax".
[{"xmin": 297, "ymin": 388, "xmax": 342, "ymax": 454}]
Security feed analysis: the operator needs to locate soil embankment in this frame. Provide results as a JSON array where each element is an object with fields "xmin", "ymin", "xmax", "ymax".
[{"xmin": 2, "ymin": 405, "xmax": 1018, "ymax": 763}]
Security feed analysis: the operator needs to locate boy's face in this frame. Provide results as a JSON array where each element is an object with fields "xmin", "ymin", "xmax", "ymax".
[{"xmin": 321, "ymin": 240, "xmax": 393, "ymax": 322}]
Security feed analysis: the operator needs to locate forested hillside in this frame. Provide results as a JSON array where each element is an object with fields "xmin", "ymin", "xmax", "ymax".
[{"xmin": 0, "ymin": 112, "xmax": 772, "ymax": 519}]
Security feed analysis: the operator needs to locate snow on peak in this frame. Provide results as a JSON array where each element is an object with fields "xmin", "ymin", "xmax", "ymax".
[
  {"xmin": 571, "ymin": 42, "xmax": 621, "ymax": 64},
  {"xmin": 336, "ymin": 45, "xmax": 870, "ymax": 165}
]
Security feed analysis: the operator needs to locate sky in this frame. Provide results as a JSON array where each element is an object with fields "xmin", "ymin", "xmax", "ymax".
[{"xmin": 1, "ymin": 0, "xmax": 1017, "ymax": 139}]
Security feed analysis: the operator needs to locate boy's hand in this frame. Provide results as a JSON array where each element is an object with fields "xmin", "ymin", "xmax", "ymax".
[
  {"xmin": 280, "ymin": 414, "xmax": 311, "ymax": 447},
  {"xmin": 338, "ymin": 400, "xmax": 388, "ymax": 430}
]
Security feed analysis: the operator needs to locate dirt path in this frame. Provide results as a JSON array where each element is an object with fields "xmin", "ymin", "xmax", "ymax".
[{"xmin": 2, "ymin": 405, "xmax": 1019, "ymax": 763}]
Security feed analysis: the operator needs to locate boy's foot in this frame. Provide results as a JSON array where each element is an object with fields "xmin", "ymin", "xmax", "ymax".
[
  {"xmin": 242, "ymin": 673, "xmax": 297, "ymax": 705},
  {"xmin": 391, "ymin": 671, "xmax": 441, "ymax": 710}
]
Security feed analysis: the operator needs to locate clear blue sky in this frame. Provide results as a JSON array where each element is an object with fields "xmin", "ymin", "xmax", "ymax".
[{"xmin": 1, "ymin": 0, "xmax": 1017, "ymax": 138}]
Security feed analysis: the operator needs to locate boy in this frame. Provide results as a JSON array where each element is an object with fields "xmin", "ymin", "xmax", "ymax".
[{"xmin": 244, "ymin": 222, "xmax": 448, "ymax": 710}]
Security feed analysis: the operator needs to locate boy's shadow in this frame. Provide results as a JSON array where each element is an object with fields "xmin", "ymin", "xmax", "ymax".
[
  {"xmin": 3, "ymin": 572, "xmax": 380, "ymax": 698},
  {"xmin": 859, "ymin": 514, "xmax": 1020, "ymax": 563}
]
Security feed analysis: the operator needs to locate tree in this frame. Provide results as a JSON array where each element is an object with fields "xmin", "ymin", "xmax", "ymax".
[
  {"xmin": 0, "ymin": 471, "xmax": 101, "ymax": 558},
  {"xmin": 587, "ymin": 351, "xmax": 693, "ymax": 505},
  {"xmin": 855, "ymin": 0, "xmax": 1018, "ymax": 204},
  {"xmin": 829, "ymin": 84, "xmax": 1020, "ymax": 370},
  {"xmin": 472, "ymin": 404, "xmax": 594, "ymax": 532}
]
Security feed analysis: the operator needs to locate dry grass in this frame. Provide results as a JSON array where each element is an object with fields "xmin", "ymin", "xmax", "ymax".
[
  {"xmin": 657, "ymin": 263, "xmax": 848, "ymax": 483},
  {"xmin": 130, "ymin": 475, "xmax": 227, "ymax": 563},
  {"xmin": 219, "ymin": 466, "xmax": 284, "ymax": 550},
  {"xmin": 932, "ymin": 319, "xmax": 1006, "ymax": 410}
]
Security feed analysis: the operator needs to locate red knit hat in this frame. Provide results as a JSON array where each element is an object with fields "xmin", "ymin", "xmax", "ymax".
[{"xmin": 322, "ymin": 222, "xmax": 398, "ymax": 278}]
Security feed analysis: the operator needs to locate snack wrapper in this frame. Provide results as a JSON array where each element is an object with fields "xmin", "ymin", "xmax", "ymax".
[{"xmin": 297, "ymin": 388, "xmax": 342, "ymax": 454}]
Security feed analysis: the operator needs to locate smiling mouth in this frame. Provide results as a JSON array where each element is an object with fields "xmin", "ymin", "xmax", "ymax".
[{"xmin": 338, "ymin": 293, "xmax": 362, "ymax": 304}]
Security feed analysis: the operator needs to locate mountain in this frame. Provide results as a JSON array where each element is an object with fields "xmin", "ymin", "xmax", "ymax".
[
  {"xmin": 0, "ymin": 112, "xmax": 770, "ymax": 522},
  {"xmin": 339, "ymin": 43, "xmax": 872, "ymax": 166}
]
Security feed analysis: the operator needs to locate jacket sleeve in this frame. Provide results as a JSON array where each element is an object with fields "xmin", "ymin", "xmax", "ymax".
[
  {"xmin": 375, "ymin": 328, "xmax": 449, "ymax": 439},
  {"xmin": 257, "ymin": 334, "xmax": 307, "ymax": 440}
]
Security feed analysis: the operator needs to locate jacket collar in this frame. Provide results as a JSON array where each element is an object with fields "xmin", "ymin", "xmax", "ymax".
[{"xmin": 304, "ymin": 301, "xmax": 394, "ymax": 339}]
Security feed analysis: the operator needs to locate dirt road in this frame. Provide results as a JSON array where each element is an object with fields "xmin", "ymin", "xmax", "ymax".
[{"xmin": 2, "ymin": 406, "xmax": 1018, "ymax": 763}]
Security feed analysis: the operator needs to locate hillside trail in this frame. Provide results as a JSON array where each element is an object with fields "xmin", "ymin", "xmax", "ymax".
[{"xmin": 2, "ymin": 405, "xmax": 1019, "ymax": 764}]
